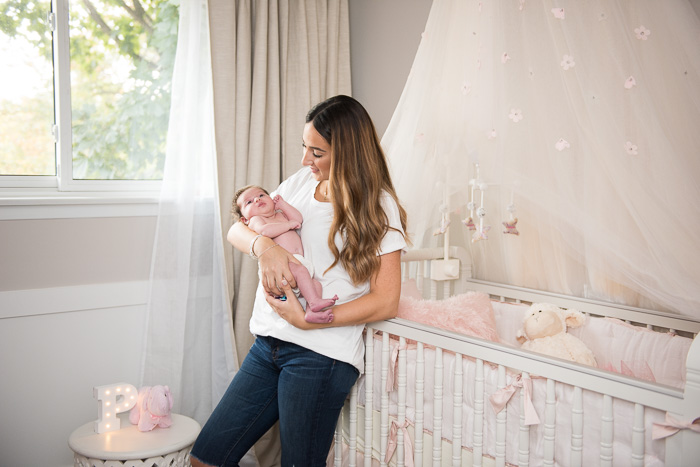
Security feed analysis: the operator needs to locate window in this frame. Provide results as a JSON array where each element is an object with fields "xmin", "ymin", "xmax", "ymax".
[{"xmin": 0, "ymin": 0, "xmax": 178, "ymax": 191}]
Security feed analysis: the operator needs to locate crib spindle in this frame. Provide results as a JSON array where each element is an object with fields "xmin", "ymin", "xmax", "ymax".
[
  {"xmin": 452, "ymin": 353, "xmax": 463, "ymax": 467},
  {"xmin": 398, "ymin": 337, "xmax": 407, "ymax": 467},
  {"xmin": 473, "ymin": 359, "xmax": 484, "ymax": 467},
  {"xmin": 415, "ymin": 343, "xmax": 425, "ymax": 467},
  {"xmin": 571, "ymin": 387, "xmax": 583, "ymax": 467},
  {"xmin": 433, "ymin": 347, "xmax": 444, "ymax": 467},
  {"xmin": 380, "ymin": 332, "xmax": 390, "ymax": 467},
  {"xmin": 518, "ymin": 372, "xmax": 531, "ymax": 467},
  {"xmin": 495, "ymin": 365, "xmax": 506, "ymax": 467},
  {"xmin": 543, "ymin": 379, "xmax": 556, "ymax": 467},
  {"xmin": 349, "ymin": 384, "xmax": 358, "ymax": 467},
  {"xmin": 631, "ymin": 403, "xmax": 645, "ymax": 467},
  {"xmin": 365, "ymin": 328, "xmax": 374, "ymax": 467},
  {"xmin": 334, "ymin": 415, "xmax": 342, "ymax": 467},
  {"xmin": 417, "ymin": 260, "xmax": 424, "ymax": 294},
  {"xmin": 600, "ymin": 394, "xmax": 613, "ymax": 467},
  {"xmin": 348, "ymin": 385, "xmax": 357, "ymax": 467}
]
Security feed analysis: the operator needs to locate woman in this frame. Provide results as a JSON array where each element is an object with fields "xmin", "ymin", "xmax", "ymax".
[{"xmin": 190, "ymin": 95, "xmax": 408, "ymax": 467}]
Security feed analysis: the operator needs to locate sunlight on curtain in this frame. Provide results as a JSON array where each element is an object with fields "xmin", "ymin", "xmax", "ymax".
[
  {"xmin": 384, "ymin": 0, "xmax": 700, "ymax": 317},
  {"xmin": 141, "ymin": 0, "xmax": 237, "ymax": 426}
]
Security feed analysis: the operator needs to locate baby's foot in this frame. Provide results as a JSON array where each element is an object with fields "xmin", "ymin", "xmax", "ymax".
[
  {"xmin": 307, "ymin": 294, "xmax": 338, "ymax": 313},
  {"xmin": 305, "ymin": 307, "xmax": 334, "ymax": 324}
]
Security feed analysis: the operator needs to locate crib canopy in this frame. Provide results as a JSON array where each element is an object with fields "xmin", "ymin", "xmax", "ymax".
[{"xmin": 384, "ymin": 0, "xmax": 700, "ymax": 317}]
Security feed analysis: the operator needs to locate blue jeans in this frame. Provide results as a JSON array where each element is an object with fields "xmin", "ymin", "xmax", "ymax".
[{"xmin": 190, "ymin": 335, "xmax": 359, "ymax": 467}]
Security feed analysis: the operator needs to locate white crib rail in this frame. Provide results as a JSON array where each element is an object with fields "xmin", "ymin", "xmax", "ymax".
[
  {"xmin": 376, "ymin": 318, "xmax": 690, "ymax": 411},
  {"xmin": 334, "ymin": 248, "xmax": 700, "ymax": 467},
  {"xmin": 337, "ymin": 320, "xmax": 700, "ymax": 466}
]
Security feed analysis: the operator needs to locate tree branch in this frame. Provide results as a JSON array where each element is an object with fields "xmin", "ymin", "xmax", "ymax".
[
  {"xmin": 114, "ymin": 0, "xmax": 154, "ymax": 34},
  {"xmin": 80, "ymin": 0, "xmax": 157, "ymax": 70},
  {"xmin": 81, "ymin": 0, "xmax": 113, "ymax": 37}
]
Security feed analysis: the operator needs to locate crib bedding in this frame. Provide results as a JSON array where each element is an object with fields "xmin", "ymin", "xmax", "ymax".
[
  {"xmin": 359, "ymin": 331, "xmax": 673, "ymax": 466},
  {"xmin": 398, "ymin": 291, "xmax": 691, "ymax": 388},
  {"xmin": 335, "ymin": 290, "xmax": 697, "ymax": 466},
  {"xmin": 355, "ymin": 298, "xmax": 692, "ymax": 466},
  {"xmin": 489, "ymin": 300, "xmax": 692, "ymax": 388}
]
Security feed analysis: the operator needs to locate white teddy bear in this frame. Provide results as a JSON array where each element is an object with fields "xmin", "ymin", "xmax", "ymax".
[{"xmin": 516, "ymin": 303, "xmax": 597, "ymax": 367}]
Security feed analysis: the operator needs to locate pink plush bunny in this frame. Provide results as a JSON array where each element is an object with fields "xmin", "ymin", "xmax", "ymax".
[{"xmin": 129, "ymin": 385, "xmax": 174, "ymax": 431}]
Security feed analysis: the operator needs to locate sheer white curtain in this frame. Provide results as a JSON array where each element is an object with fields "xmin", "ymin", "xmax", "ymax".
[
  {"xmin": 385, "ymin": 0, "xmax": 700, "ymax": 317},
  {"xmin": 140, "ymin": 0, "xmax": 237, "ymax": 426}
]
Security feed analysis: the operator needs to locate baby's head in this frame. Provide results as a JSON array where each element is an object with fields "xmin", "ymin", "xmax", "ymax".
[{"xmin": 232, "ymin": 184, "xmax": 271, "ymax": 223}]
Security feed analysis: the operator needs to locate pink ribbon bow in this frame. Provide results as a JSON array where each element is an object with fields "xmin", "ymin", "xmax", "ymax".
[
  {"xmin": 489, "ymin": 373, "xmax": 540, "ymax": 425},
  {"xmin": 652, "ymin": 413, "xmax": 700, "ymax": 440},
  {"xmin": 386, "ymin": 340, "xmax": 409, "ymax": 392},
  {"xmin": 385, "ymin": 418, "xmax": 415, "ymax": 467}
]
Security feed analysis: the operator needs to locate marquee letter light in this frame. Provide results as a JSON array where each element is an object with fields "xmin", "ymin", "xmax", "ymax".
[{"xmin": 93, "ymin": 383, "xmax": 138, "ymax": 433}]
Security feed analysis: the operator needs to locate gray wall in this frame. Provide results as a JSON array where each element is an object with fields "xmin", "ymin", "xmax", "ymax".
[
  {"xmin": 349, "ymin": 0, "xmax": 432, "ymax": 137},
  {"xmin": 0, "ymin": 215, "xmax": 155, "ymax": 290}
]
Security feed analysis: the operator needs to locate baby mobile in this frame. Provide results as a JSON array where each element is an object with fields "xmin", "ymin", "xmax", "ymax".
[
  {"xmin": 502, "ymin": 185, "xmax": 519, "ymax": 236},
  {"xmin": 432, "ymin": 163, "xmax": 521, "ymax": 245},
  {"xmin": 432, "ymin": 168, "xmax": 454, "ymax": 261},
  {"xmin": 458, "ymin": 163, "xmax": 520, "ymax": 243},
  {"xmin": 462, "ymin": 163, "xmax": 490, "ymax": 242}
]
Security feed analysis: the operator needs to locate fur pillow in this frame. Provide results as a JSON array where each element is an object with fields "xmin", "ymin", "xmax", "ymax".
[{"xmin": 397, "ymin": 291, "xmax": 500, "ymax": 343}]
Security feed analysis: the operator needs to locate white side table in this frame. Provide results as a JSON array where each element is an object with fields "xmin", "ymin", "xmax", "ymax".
[{"xmin": 68, "ymin": 413, "xmax": 201, "ymax": 467}]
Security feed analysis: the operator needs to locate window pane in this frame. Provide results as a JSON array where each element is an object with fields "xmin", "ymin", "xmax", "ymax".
[
  {"xmin": 69, "ymin": 0, "xmax": 177, "ymax": 180},
  {"xmin": 0, "ymin": 0, "xmax": 55, "ymax": 176}
]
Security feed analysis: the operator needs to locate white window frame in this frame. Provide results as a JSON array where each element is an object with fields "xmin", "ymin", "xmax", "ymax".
[{"xmin": 0, "ymin": 0, "xmax": 163, "ymax": 194}]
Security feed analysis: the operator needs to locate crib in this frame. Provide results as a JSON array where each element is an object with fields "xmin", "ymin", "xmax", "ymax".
[{"xmin": 330, "ymin": 246, "xmax": 700, "ymax": 467}]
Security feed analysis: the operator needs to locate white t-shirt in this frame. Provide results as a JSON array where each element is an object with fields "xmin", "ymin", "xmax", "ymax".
[{"xmin": 249, "ymin": 168, "xmax": 407, "ymax": 371}]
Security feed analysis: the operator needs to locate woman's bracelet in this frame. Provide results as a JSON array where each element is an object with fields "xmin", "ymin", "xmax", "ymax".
[
  {"xmin": 257, "ymin": 243, "xmax": 278, "ymax": 259},
  {"xmin": 249, "ymin": 234, "xmax": 264, "ymax": 259}
]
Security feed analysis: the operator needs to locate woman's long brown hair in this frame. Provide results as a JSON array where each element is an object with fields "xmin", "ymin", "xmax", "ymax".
[{"xmin": 306, "ymin": 95, "xmax": 408, "ymax": 285}]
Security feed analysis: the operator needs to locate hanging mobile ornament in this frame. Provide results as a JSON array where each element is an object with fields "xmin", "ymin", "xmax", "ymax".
[
  {"xmin": 503, "ymin": 189, "xmax": 519, "ymax": 235},
  {"xmin": 471, "ymin": 181, "xmax": 491, "ymax": 243},
  {"xmin": 462, "ymin": 163, "xmax": 478, "ymax": 231},
  {"xmin": 433, "ymin": 165, "xmax": 452, "ymax": 237},
  {"xmin": 433, "ymin": 202, "xmax": 451, "ymax": 236}
]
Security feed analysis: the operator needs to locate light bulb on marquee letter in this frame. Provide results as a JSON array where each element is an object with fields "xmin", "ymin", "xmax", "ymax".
[{"xmin": 93, "ymin": 383, "xmax": 138, "ymax": 433}]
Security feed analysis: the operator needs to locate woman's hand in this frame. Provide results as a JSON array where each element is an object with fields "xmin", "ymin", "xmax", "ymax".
[
  {"xmin": 265, "ymin": 280, "xmax": 313, "ymax": 330},
  {"xmin": 226, "ymin": 221, "xmax": 302, "ymax": 295},
  {"xmin": 256, "ymin": 239, "xmax": 300, "ymax": 295}
]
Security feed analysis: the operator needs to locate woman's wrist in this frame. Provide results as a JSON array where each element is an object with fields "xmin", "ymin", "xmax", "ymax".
[
  {"xmin": 249, "ymin": 234, "xmax": 264, "ymax": 258},
  {"xmin": 257, "ymin": 244, "xmax": 278, "ymax": 259},
  {"xmin": 250, "ymin": 235, "xmax": 275, "ymax": 258}
]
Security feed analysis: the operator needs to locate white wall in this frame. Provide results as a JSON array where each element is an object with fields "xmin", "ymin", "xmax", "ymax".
[
  {"xmin": 0, "ymin": 2, "xmax": 432, "ymax": 465},
  {"xmin": 0, "ymin": 296, "xmax": 146, "ymax": 467},
  {"xmin": 0, "ymin": 211, "xmax": 155, "ymax": 466}
]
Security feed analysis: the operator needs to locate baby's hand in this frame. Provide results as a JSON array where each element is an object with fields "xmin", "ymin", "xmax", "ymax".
[
  {"xmin": 273, "ymin": 195, "xmax": 281, "ymax": 204},
  {"xmin": 290, "ymin": 221, "xmax": 301, "ymax": 230}
]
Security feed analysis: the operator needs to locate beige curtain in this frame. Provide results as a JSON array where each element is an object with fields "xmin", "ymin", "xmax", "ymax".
[{"xmin": 208, "ymin": 1, "xmax": 351, "ymax": 464}]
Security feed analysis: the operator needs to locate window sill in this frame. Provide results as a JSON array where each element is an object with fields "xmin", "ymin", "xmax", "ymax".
[{"xmin": 0, "ymin": 191, "xmax": 160, "ymax": 220}]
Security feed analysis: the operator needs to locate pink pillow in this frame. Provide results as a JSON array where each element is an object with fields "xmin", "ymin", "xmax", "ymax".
[{"xmin": 397, "ymin": 292, "xmax": 500, "ymax": 342}]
